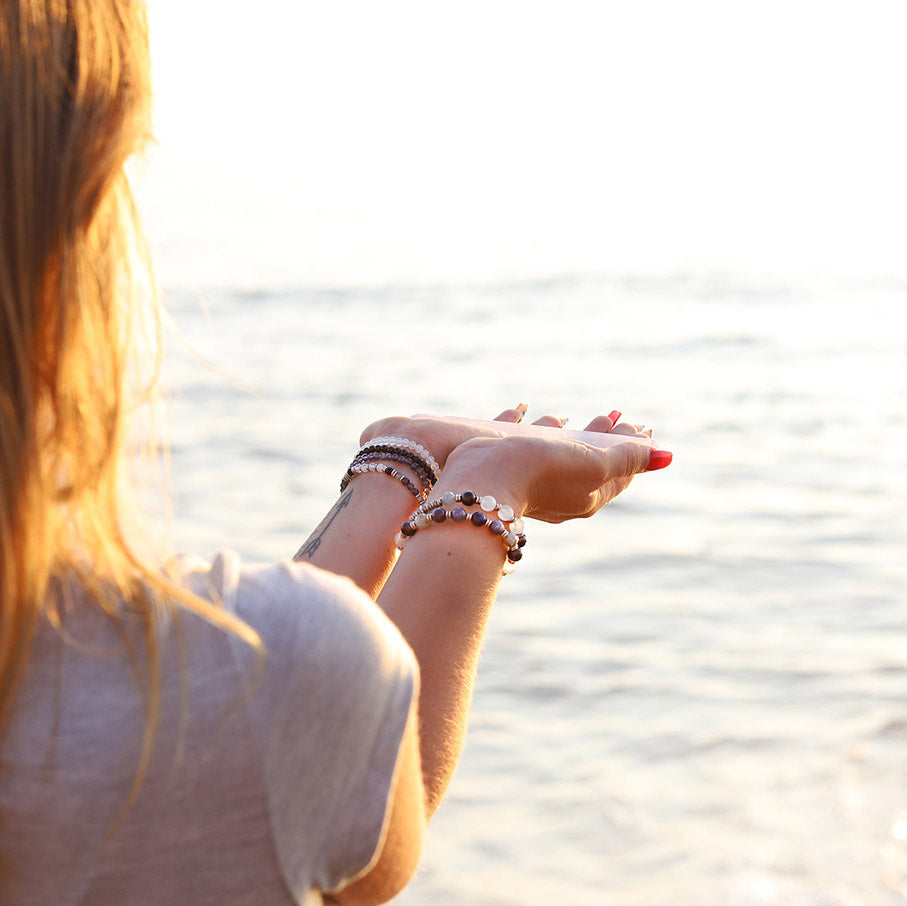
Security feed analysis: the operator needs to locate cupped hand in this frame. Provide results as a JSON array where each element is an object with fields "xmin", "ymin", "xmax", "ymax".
[{"xmin": 435, "ymin": 411, "xmax": 664, "ymax": 523}]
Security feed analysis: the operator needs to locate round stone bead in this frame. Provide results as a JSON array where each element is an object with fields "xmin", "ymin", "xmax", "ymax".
[
  {"xmin": 414, "ymin": 513, "xmax": 431, "ymax": 529},
  {"xmin": 506, "ymin": 548, "xmax": 523, "ymax": 562},
  {"xmin": 441, "ymin": 491, "xmax": 457, "ymax": 508},
  {"xmin": 479, "ymin": 495, "xmax": 497, "ymax": 512},
  {"xmin": 461, "ymin": 490, "xmax": 477, "ymax": 506},
  {"xmin": 395, "ymin": 532, "xmax": 406, "ymax": 548},
  {"xmin": 503, "ymin": 531, "xmax": 518, "ymax": 546},
  {"xmin": 497, "ymin": 504, "xmax": 515, "ymax": 522},
  {"xmin": 517, "ymin": 535, "xmax": 527, "ymax": 548},
  {"xmin": 512, "ymin": 517, "xmax": 525, "ymax": 534},
  {"xmin": 401, "ymin": 521, "xmax": 417, "ymax": 537},
  {"xmin": 451, "ymin": 507, "xmax": 468, "ymax": 523},
  {"xmin": 431, "ymin": 507, "xmax": 447, "ymax": 523},
  {"xmin": 470, "ymin": 512, "xmax": 487, "ymax": 527},
  {"xmin": 488, "ymin": 519, "xmax": 506, "ymax": 536}
]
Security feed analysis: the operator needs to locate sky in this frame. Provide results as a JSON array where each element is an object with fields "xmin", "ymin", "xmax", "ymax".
[{"xmin": 136, "ymin": 0, "xmax": 907, "ymax": 288}]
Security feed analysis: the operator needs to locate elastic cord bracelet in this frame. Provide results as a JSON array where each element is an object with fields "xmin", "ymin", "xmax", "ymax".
[
  {"xmin": 348, "ymin": 449, "xmax": 436, "ymax": 493},
  {"xmin": 395, "ymin": 491, "xmax": 527, "ymax": 574},
  {"xmin": 412, "ymin": 490, "xmax": 518, "ymax": 526},
  {"xmin": 359, "ymin": 436, "xmax": 441, "ymax": 482},
  {"xmin": 342, "ymin": 461, "xmax": 424, "ymax": 499}
]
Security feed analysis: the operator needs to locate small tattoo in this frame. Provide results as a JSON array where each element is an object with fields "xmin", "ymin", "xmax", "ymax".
[{"xmin": 293, "ymin": 489, "xmax": 354, "ymax": 560}]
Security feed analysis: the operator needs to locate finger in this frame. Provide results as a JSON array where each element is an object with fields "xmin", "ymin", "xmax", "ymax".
[
  {"xmin": 494, "ymin": 403, "xmax": 528, "ymax": 424},
  {"xmin": 532, "ymin": 415, "xmax": 568, "ymax": 428},
  {"xmin": 584, "ymin": 413, "xmax": 620, "ymax": 433},
  {"xmin": 606, "ymin": 441, "xmax": 672, "ymax": 476},
  {"xmin": 609, "ymin": 423, "xmax": 639, "ymax": 436}
]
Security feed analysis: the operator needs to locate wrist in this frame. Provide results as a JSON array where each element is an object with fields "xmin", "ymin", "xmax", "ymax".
[{"xmin": 432, "ymin": 437, "xmax": 530, "ymax": 516}]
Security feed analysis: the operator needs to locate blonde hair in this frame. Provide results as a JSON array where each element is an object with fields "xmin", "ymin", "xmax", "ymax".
[{"xmin": 0, "ymin": 0, "xmax": 259, "ymax": 798}]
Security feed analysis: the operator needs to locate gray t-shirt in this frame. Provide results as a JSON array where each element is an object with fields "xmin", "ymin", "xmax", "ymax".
[{"xmin": 0, "ymin": 552, "xmax": 417, "ymax": 906}]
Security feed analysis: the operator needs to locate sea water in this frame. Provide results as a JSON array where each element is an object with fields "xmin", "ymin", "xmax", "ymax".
[{"xmin": 155, "ymin": 272, "xmax": 907, "ymax": 905}]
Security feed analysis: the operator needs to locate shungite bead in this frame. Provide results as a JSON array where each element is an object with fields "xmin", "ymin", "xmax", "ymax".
[
  {"xmin": 431, "ymin": 507, "xmax": 447, "ymax": 523},
  {"xmin": 470, "ymin": 512, "xmax": 487, "ymax": 527},
  {"xmin": 461, "ymin": 490, "xmax": 477, "ymax": 506},
  {"xmin": 506, "ymin": 548, "xmax": 523, "ymax": 562},
  {"xmin": 401, "ymin": 521, "xmax": 417, "ymax": 537}
]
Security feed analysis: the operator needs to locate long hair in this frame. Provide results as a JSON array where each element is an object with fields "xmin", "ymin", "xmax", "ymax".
[{"xmin": 0, "ymin": 0, "xmax": 259, "ymax": 799}]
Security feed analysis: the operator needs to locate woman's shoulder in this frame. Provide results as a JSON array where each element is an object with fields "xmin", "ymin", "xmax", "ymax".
[{"xmin": 174, "ymin": 550, "xmax": 414, "ymax": 674}]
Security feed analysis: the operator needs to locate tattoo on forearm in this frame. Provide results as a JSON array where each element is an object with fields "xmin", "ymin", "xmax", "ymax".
[{"xmin": 293, "ymin": 489, "xmax": 354, "ymax": 560}]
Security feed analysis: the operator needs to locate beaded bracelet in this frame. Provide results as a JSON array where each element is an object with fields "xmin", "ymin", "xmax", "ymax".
[
  {"xmin": 359, "ymin": 436, "xmax": 441, "ymax": 482},
  {"xmin": 395, "ymin": 491, "xmax": 527, "ymax": 573},
  {"xmin": 342, "ymin": 461, "xmax": 425, "ymax": 499},
  {"xmin": 411, "ymin": 490, "xmax": 520, "ymax": 528},
  {"xmin": 347, "ymin": 449, "xmax": 436, "ymax": 494}
]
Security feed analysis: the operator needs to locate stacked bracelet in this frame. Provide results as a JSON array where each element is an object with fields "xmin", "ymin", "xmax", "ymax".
[
  {"xmin": 345, "ymin": 449, "xmax": 436, "ymax": 493},
  {"xmin": 343, "ymin": 462, "xmax": 424, "ymax": 498},
  {"xmin": 362, "ymin": 436, "xmax": 441, "ymax": 482},
  {"xmin": 341, "ymin": 436, "xmax": 441, "ymax": 500},
  {"xmin": 395, "ymin": 491, "xmax": 527, "ymax": 573}
]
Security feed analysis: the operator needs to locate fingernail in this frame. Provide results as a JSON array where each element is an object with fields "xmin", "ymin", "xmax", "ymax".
[
  {"xmin": 556, "ymin": 417, "xmax": 569, "ymax": 428},
  {"xmin": 608, "ymin": 410, "xmax": 622, "ymax": 427},
  {"xmin": 646, "ymin": 450, "xmax": 673, "ymax": 471}
]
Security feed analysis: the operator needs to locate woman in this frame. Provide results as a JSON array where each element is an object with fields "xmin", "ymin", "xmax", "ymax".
[{"xmin": 0, "ymin": 2, "xmax": 672, "ymax": 904}]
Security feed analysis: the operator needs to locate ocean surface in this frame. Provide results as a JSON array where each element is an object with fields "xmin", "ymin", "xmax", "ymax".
[{"xmin": 155, "ymin": 272, "xmax": 906, "ymax": 905}]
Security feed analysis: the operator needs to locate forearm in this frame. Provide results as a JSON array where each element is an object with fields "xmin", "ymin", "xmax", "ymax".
[
  {"xmin": 374, "ymin": 449, "xmax": 526, "ymax": 814},
  {"xmin": 293, "ymin": 479, "xmax": 418, "ymax": 598},
  {"xmin": 376, "ymin": 526, "xmax": 505, "ymax": 814},
  {"xmin": 293, "ymin": 429, "xmax": 443, "ymax": 597}
]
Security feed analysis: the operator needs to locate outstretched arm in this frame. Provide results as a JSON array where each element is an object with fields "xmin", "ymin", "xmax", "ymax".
[{"xmin": 309, "ymin": 410, "xmax": 671, "ymax": 904}]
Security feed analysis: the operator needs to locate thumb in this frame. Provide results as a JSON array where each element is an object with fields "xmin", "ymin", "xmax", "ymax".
[{"xmin": 604, "ymin": 441, "xmax": 673, "ymax": 476}]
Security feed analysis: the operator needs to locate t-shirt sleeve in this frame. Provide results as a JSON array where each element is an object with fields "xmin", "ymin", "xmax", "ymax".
[{"xmin": 205, "ymin": 552, "xmax": 418, "ymax": 899}]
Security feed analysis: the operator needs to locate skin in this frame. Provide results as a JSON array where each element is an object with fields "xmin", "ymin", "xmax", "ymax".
[{"xmin": 297, "ymin": 410, "xmax": 665, "ymax": 906}]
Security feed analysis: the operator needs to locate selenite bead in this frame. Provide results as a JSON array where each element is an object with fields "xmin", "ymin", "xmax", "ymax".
[
  {"xmin": 461, "ymin": 490, "xmax": 477, "ymax": 506},
  {"xmin": 415, "ymin": 513, "xmax": 431, "ymax": 529},
  {"xmin": 431, "ymin": 507, "xmax": 447, "ymax": 523},
  {"xmin": 451, "ymin": 507, "xmax": 468, "ymax": 523},
  {"xmin": 470, "ymin": 512, "xmax": 487, "ymax": 527},
  {"xmin": 497, "ymin": 504, "xmax": 515, "ymax": 522},
  {"xmin": 512, "ymin": 517, "xmax": 524, "ymax": 533},
  {"xmin": 480, "ymin": 495, "xmax": 497, "ymax": 512},
  {"xmin": 503, "ymin": 531, "xmax": 518, "ymax": 546},
  {"xmin": 506, "ymin": 548, "xmax": 523, "ymax": 562},
  {"xmin": 401, "ymin": 521, "xmax": 417, "ymax": 537},
  {"xmin": 441, "ymin": 491, "xmax": 457, "ymax": 508},
  {"xmin": 488, "ymin": 519, "xmax": 506, "ymax": 536}
]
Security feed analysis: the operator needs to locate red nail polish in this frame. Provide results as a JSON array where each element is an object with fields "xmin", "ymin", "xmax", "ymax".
[
  {"xmin": 646, "ymin": 450, "xmax": 673, "ymax": 471},
  {"xmin": 608, "ymin": 410, "xmax": 622, "ymax": 426}
]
